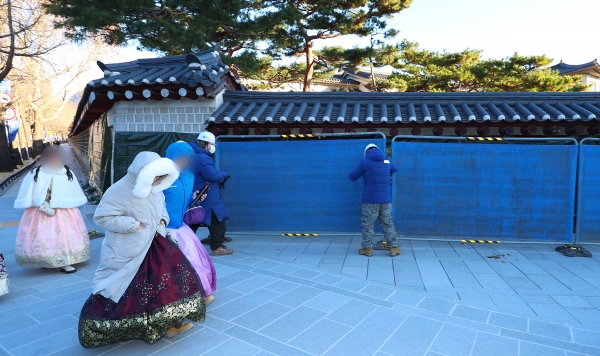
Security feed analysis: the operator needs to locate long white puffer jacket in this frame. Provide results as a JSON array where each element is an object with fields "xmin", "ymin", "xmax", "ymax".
[{"xmin": 92, "ymin": 151, "xmax": 179, "ymax": 302}]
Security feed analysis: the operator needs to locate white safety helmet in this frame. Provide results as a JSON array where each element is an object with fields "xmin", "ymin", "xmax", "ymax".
[
  {"xmin": 364, "ymin": 143, "xmax": 378, "ymax": 157},
  {"xmin": 197, "ymin": 131, "xmax": 216, "ymax": 145}
]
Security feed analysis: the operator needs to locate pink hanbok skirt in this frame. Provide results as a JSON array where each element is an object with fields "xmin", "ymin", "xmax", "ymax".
[
  {"xmin": 15, "ymin": 207, "xmax": 90, "ymax": 268},
  {"xmin": 167, "ymin": 224, "xmax": 217, "ymax": 296}
]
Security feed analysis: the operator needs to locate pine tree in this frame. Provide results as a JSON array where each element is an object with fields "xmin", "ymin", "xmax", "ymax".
[
  {"xmin": 319, "ymin": 40, "xmax": 588, "ymax": 92},
  {"xmin": 258, "ymin": 0, "xmax": 412, "ymax": 91},
  {"xmin": 44, "ymin": 0, "xmax": 245, "ymax": 55}
]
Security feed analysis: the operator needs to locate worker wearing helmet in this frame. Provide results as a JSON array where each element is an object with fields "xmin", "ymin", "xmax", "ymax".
[
  {"xmin": 189, "ymin": 131, "xmax": 233, "ymax": 256},
  {"xmin": 349, "ymin": 143, "xmax": 399, "ymax": 257}
]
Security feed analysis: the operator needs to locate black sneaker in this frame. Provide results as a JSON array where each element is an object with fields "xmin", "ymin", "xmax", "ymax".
[{"xmin": 202, "ymin": 235, "xmax": 233, "ymax": 244}]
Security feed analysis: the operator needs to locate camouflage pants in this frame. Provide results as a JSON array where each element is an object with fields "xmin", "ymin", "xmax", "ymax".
[{"xmin": 361, "ymin": 203, "xmax": 398, "ymax": 249}]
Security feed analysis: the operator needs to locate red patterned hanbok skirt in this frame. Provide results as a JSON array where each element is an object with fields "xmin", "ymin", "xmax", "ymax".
[{"xmin": 78, "ymin": 234, "xmax": 206, "ymax": 348}]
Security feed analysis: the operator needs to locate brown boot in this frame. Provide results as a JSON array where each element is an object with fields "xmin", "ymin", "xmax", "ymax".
[
  {"xmin": 359, "ymin": 248, "xmax": 373, "ymax": 257},
  {"xmin": 212, "ymin": 245, "xmax": 233, "ymax": 256},
  {"xmin": 204, "ymin": 295, "xmax": 215, "ymax": 306},
  {"xmin": 389, "ymin": 247, "xmax": 400, "ymax": 256},
  {"xmin": 167, "ymin": 322, "xmax": 194, "ymax": 337}
]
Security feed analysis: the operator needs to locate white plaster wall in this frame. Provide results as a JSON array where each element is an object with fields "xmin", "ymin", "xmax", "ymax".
[
  {"xmin": 107, "ymin": 92, "xmax": 224, "ymax": 133},
  {"xmin": 582, "ymin": 75, "xmax": 600, "ymax": 91}
]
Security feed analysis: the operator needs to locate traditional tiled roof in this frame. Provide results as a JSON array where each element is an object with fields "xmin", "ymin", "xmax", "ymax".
[
  {"xmin": 551, "ymin": 60, "xmax": 600, "ymax": 76},
  {"xmin": 317, "ymin": 74, "xmax": 360, "ymax": 85},
  {"xmin": 70, "ymin": 47, "xmax": 245, "ymax": 136},
  {"xmin": 345, "ymin": 69, "xmax": 391, "ymax": 81},
  {"xmin": 208, "ymin": 91, "xmax": 600, "ymax": 125},
  {"xmin": 92, "ymin": 50, "xmax": 238, "ymax": 89}
]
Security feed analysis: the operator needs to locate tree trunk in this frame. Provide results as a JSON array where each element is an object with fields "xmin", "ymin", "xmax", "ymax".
[
  {"xmin": 16, "ymin": 119, "xmax": 28, "ymax": 152},
  {"xmin": 303, "ymin": 40, "xmax": 313, "ymax": 92},
  {"xmin": 369, "ymin": 34, "xmax": 377, "ymax": 92},
  {"xmin": 370, "ymin": 59, "xmax": 377, "ymax": 92},
  {"xmin": 32, "ymin": 108, "xmax": 44, "ymax": 140},
  {"xmin": 0, "ymin": 0, "xmax": 15, "ymax": 82},
  {"xmin": 0, "ymin": 120, "xmax": 14, "ymax": 172}
]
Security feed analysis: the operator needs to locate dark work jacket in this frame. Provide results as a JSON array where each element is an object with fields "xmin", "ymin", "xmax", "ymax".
[
  {"xmin": 189, "ymin": 141, "xmax": 229, "ymax": 224},
  {"xmin": 348, "ymin": 148, "xmax": 397, "ymax": 204}
]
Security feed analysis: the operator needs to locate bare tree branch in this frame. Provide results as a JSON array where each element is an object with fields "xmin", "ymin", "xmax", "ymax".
[{"xmin": 0, "ymin": 0, "xmax": 16, "ymax": 81}]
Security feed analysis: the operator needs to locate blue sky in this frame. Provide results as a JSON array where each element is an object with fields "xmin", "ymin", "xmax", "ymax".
[{"xmin": 118, "ymin": 0, "xmax": 598, "ymax": 66}]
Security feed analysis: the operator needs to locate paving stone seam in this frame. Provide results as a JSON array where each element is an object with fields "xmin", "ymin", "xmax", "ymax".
[
  {"xmin": 214, "ymin": 255, "xmax": 585, "ymax": 330},
  {"xmin": 211, "ymin": 262, "xmax": 600, "ymax": 352},
  {"xmin": 216, "ymin": 257, "xmax": 595, "ymax": 340}
]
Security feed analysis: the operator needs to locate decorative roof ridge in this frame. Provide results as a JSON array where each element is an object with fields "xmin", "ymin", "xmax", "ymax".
[
  {"xmin": 552, "ymin": 59, "xmax": 599, "ymax": 69},
  {"xmin": 98, "ymin": 46, "xmax": 222, "ymax": 73},
  {"xmin": 221, "ymin": 90, "xmax": 600, "ymax": 101},
  {"xmin": 550, "ymin": 59, "xmax": 600, "ymax": 75}
]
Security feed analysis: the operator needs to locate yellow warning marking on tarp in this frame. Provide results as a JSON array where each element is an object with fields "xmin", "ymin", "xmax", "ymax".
[
  {"xmin": 282, "ymin": 233, "xmax": 319, "ymax": 237},
  {"xmin": 467, "ymin": 137, "xmax": 503, "ymax": 141},
  {"xmin": 462, "ymin": 239, "xmax": 501, "ymax": 244},
  {"xmin": 280, "ymin": 134, "xmax": 316, "ymax": 139}
]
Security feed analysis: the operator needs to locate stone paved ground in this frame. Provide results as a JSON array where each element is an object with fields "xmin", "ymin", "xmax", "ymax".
[
  {"xmin": 229, "ymin": 234, "xmax": 600, "ymax": 332},
  {"xmin": 1, "ymin": 146, "xmax": 600, "ymax": 356}
]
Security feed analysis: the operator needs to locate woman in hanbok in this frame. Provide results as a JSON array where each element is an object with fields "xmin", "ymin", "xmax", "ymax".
[
  {"xmin": 14, "ymin": 146, "xmax": 89, "ymax": 273},
  {"xmin": 78, "ymin": 151, "xmax": 205, "ymax": 348},
  {"xmin": 164, "ymin": 141, "xmax": 217, "ymax": 305},
  {"xmin": 0, "ymin": 253, "xmax": 8, "ymax": 296}
]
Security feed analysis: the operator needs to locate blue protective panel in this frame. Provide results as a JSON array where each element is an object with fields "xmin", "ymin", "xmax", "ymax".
[
  {"xmin": 576, "ymin": 139, "xmax": 600, "ymax": 243},
  {"xmin": 216, "ymin": 136, "xmax": 386, "ymax": 232},
  {"xmin": 392, "ymin": 139, "xmax": 577, "ymax": 241}
]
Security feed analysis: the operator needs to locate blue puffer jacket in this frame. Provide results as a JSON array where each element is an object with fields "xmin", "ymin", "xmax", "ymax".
[
  {"xmin": 189, "ymin": 141, "xmax": 229, "ymax": 224},
  {"xmin": 163, "ymin": 142, "xmax": 196, "ymax": 229},
  {"xmin": 349, "ymin": 148, "xmax": 397, "ymax": 204}
]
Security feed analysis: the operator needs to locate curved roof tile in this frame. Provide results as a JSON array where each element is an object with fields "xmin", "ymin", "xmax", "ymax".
[{"xmin": 208, "ymin": 91, "xmax": 600, "ymax": 126}]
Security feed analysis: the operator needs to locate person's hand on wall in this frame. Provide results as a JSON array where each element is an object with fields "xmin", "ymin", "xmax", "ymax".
[{"xmin": 220, "ymin": 175, "xmax": 230, "ymax": 189}]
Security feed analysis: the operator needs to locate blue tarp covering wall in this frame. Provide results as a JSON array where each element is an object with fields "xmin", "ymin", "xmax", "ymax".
[
  {"xmin": 392, "ymin": 137, "xmax": 578, "ymax": 242},
  {"xmin": 216, "ymin": 133, "xmax": 386, "ymax": 232},
  {"xmin": 576, "ymin": 138, "xmax": 600, "ymax": 243}
]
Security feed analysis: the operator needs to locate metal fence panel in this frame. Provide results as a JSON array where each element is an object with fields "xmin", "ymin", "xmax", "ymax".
[
  {"xmin": 576, "ymin": 138, "xmax": 600, "ymax": 243},
  {"xmin": 392, "ymin": 137, "xmax": 577, "ymax": 241},
  {"xmin": 216, "ymin": 133, "xmax": 386, "ymax": 232}
]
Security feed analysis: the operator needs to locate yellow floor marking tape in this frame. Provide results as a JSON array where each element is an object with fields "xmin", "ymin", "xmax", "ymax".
[{"xmin": 461, "ymin": 239, "xmax": 500, "ymax": 244}]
